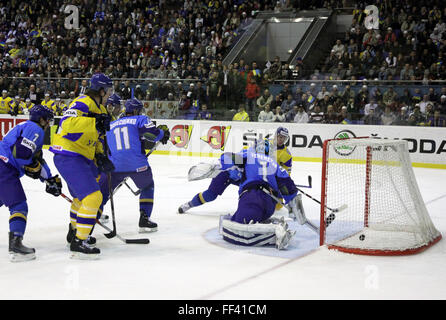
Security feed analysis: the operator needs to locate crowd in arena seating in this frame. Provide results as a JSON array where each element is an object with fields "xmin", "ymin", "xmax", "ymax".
[{"xmin": 0, "ymin": 0, "xmax": 445, "ymax": 126}]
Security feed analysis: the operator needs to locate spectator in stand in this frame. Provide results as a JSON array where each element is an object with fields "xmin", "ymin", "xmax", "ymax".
[
  {"xmin": 294, "ymin": 103, "xmax": 309, "ymax": 123},
  {"xmin": 427, "ymin": 109, "xmax": 446, "ymax": 127},
  {"xmin": 308, "ymin": 104, "xmax": 325, "ymax": 123},
  {"xmin": 381, "ymin": 106, "xmax": 396, "ymax": 125},
  {"xmin": 285, "ymin": 105, "xmax": 299, "ymax": 122},
  {"xmin": 281, "ymin": 94, "xmax": 296, "ymax": 114},
  {"xmin": 256, "ymin": 89, "xmax": 273, "ymax": 112},
  {"xmin": 244, "ymin": 77, "xmax": 260, "ymax": 117},
  {"xmin": 394, "ymin": 106, "xmax": 409, "ymax": 126},
  {"xmin": 324, "ymin": 105, "xmax": 339, "ymax": 124},
  {"xmin": 364, "ymin": 98, "xmax": 378, "ymax": 116},
  {"xmin": 410, "ymin": 105, "xmax": 425, "ymax": 125},
  {"xmin": 439, "ymin": 95, "xmax": 446, "ymax": 115},
  {"xmin": 272, "ymin": 106, "xmax": 285, "ymax": 123},
  {"xmin": 331, "ymin": 39, "xmax": 345, "ymax": 59},
  {"xmin": 338, "ymin": 106, "xmax": 352, "ymax": 124},
  {"xmin": 257, "ymin": 104, "xmax": 274, "ymax": 122},
  {"xmin": 197, "ymin": 103, "xmax": 212, "ymax": 120},
  {"xmin": 363, "ymin": 108, "xmax": 381, "ymax": 125},
  {"xmin": 232, "ymin": 104, "xmax": 250, "ymax": 122}
]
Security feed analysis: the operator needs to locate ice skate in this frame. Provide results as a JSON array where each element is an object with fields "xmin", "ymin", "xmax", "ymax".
[
  {"xmin": 178, "ymin": 201, "xmax": 192, "ymax": 214},
  {"xmin": 70, "ymin": 236, "xmax": 100, "ymax": 260},
  {"xmin": 66, "ymin": 223, "xmax": 96, "ymax": 246},
  {"xmin": 9, "ymin": 232, "xmax": 36, "ymax": 262},
  {"xmin": 139, "ymin": 210, "xmax": 158, "ymax": 233}
]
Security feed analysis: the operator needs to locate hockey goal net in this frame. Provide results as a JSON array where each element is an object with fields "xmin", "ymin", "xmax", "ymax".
[{"xmin": 320, "ymin": 137, "xmax": 442, "ymax": 255}]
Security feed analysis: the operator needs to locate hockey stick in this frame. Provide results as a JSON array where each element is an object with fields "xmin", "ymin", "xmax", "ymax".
[
  {"xmin": 295, "ymin": 175, "xmax": 312, "ymax": 188},
  {"xmin": 262, "ymin": 190, "xmax": 327, "ymax": 235},
  {"xmin": 104, "ymin": 171, "xmax": 117, "ymax": 239},
  {"xmin": 60, "ymin": 193, "xmax": 150, "ymax": 244},
  {"xmin": 296, "ymin": 187, "xmax": 347, "ymax": 213}
]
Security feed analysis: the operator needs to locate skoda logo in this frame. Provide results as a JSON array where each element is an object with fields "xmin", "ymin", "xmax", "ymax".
[{"xmin": 333, "ymin": 130, "xmax": 356, "ymax": 156}]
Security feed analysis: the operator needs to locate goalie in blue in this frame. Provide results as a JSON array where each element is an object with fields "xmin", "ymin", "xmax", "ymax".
[
  {"xmin": 189, "ymin": 139, "xmax": 308, "ymax": 250},
  {"xmin": 0, "ymin": 105, "xmax": 62, "ymax": 262},
  {"xmin": 99, "ymin": 98, "xmax": 170, "ymax": 232}
]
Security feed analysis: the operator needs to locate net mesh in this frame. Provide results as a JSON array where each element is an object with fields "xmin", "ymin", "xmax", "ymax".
[{"xmin": 323, "ymin": 138, "xmax": 441, "ymax": 254}]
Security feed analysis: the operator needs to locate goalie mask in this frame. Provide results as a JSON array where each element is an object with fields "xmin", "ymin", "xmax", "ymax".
[{"xmin": 254, "ymin": 139, "xmax": 270, "ymax": 155}]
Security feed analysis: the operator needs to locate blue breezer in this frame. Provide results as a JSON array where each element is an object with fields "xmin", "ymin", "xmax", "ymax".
[
  {"xmin": 100, "ymin": 98, "xmax": 170, "ymax": 232},
  {"xmin": 0, "ymin": 105, "xmax": 62, "ymax": 261}
]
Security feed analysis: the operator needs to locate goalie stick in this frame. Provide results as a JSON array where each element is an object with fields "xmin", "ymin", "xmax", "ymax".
[
  {"xmin": 60, "ymin": 193, "xmax": 150, "ymax": 245},
  {"xmin": 296, "ymin": 187, "xmax": 347, "ymax": 214},
  {"xmin": 263, "ymin": 190, "xmax": 336, "ymax": 235}
]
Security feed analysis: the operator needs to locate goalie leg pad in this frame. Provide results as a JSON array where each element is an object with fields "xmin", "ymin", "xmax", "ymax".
[
  {"xmin": 219, "ymin": 215, "xmax": 295, "ymax": 250},
  {"xmin": 220, "ymin": 217, "xmax": 277, "ymax": 247},
  {"xmin": 288, "ymin": 194, "xmax": 308, "ymax": 225}
]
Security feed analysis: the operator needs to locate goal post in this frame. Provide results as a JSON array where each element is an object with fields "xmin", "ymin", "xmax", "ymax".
[{"xmin": 320, "ymin": 137, "xmax": 442, "ymax": 256}]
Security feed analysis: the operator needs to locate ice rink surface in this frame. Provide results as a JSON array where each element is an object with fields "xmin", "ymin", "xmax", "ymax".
[{"xmin": 0, "ymin": 151, "xmax": 445, "ymax": 300}]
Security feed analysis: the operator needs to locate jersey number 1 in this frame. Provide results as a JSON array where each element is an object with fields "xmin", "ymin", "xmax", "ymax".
[{"xmin": 113, "ymin": 127, "xmax": 130, "ymax": 150}]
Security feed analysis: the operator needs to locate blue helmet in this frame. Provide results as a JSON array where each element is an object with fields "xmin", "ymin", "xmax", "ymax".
[
  {"xmin": 107, "ymin": 93, "xmax": 121, "ymax": 106},
  {"xmin": 254, "ymin": 138, "xmax": 270, "ymax": 155},
  {"xmin": 29, "ymin": 104, "xmax": 54, "ymax": 122},
  {"xmin": 276, "ymin": 126, "xmax": 289, "ymax": 144},
  {"xmin": 124, "ymin": 98, "xmax": 143, "ymax": 114},
  {"xmin": 89, "ymin": 73, "xmax": 113, "ymax": 92}
]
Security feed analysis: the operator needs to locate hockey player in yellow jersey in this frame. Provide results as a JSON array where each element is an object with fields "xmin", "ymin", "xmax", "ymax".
[
  {"xmin": 23, "ymin": 98, "xmax": 34, "ymax": 115},
  {"xmin": 53, "ymin": 98, "xmax": 67, "ymax": 116},
  {"xmin": 41, "ymin": 93, "xmax": 55, "ymax": 111},
  {"xmin": 9, "ymin": 96, "xmax": 23, "ymax": 116},
  {"xmin": 269, "ymin": 127, "xmax": 292, "ymax": 174},
  {"xmin": 0, "ymin": 90, "xmax": 13, "ymax": 114},
  {"xmin": 49, "ymin": 73, "xmax": 114, "ymax": 259},
  {"xmin": 268, "ymin": 127, "xmax": 292, "ymax": 211}
]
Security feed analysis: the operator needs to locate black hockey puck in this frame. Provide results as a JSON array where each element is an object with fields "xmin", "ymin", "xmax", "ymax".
[{"xmin": 359, "ymin": 234, "xmax": 365, "ymax": 241}]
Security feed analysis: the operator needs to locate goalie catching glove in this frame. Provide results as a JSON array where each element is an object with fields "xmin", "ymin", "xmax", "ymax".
[
  {"xmin": 45, "ymin": 175, "xmax": 62, "ymax": 197},
  {"xmin": 157, "ymin": 124, "xmax": 170, "ymax": 144}
]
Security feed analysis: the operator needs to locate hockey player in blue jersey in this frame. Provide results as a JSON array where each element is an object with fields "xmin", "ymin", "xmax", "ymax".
[
  {"xmin": 99, "ymin": 98, "xmax": 170, "ymax": 232},
  {"xmin": 189, "ymin": 139, "xmax": 306, "ymax": 250},
  {"xmin": 0, "ymin": 105, "xmax": 62, "ymax": 261}
]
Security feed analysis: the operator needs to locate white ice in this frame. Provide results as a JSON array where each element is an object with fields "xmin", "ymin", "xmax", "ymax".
[{"xmin": 0, "ymin": 151, "xmax": 445, "ymax": 300}]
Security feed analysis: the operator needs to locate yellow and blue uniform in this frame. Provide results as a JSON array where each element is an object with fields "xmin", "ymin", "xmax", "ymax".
[
  {"xmin": 41, "ymin": 98, "xmax": 56, "ymax": 113},
  {"xmin": 269, "ymin": 139, "xmax": 292, "ymax": 174},
  {"xmin": 0, "ymin": 95, "xmax": 13, "ymax": 114},
  {"xmin": 268, "ymin": 137, "xmax": 292, "ymax": 210},
  {"xmin": 50, "ymin": 94, "xmax": 108, "ymax": 241}
]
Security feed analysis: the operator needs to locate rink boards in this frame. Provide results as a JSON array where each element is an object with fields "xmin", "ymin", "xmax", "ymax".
[{"xmin": 1, "ymin": 115, "xmax": 446, "ymax": 169}]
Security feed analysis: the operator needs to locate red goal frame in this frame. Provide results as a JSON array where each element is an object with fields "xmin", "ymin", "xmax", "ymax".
[{"xmin": 320, "ymin": 137, "xmax": 442, "ymax": 256}]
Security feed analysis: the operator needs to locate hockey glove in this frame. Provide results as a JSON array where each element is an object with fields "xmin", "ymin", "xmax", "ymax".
[
  {"xmin": 96, "ymin": 153, "xmax": 115, "ymax": 173},
  {"xmin": 157, "ymin": 124, "xmax": 170, "ymax": 144},
  {"xmin": 24, "ymin": 159, "xmax": 42, "ymax": 179},
  {"xmin": 90, "ymin": 113, "xmax": 111, "ymax": 135},
  {"xmin": 45, "ymin": 175, "xmax": 62, "ymax": 197}
]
